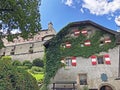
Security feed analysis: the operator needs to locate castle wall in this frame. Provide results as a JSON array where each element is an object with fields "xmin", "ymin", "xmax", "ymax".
[
  {"xmin": 0, "ymin": 22, "xmax": 56, "ymax": 61},
  {"xmin": 0, "ymin": 41, "xmax": 45, "ymax": 61},
  {"xmin": 49, "ymin": 46, "xmax": 120, "ymax": 90}
]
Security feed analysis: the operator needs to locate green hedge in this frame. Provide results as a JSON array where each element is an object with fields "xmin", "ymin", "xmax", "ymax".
[{"xmin": 0, "ymin": 58, "xmax": 39, "ymax": 90}]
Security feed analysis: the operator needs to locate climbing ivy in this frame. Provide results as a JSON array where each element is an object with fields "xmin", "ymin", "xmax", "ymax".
[{"xmin": 43, "ymin": 24, "xmax": 116, "ymax": 89}]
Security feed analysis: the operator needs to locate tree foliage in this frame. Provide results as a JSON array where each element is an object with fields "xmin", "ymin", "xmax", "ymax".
[{"xmin": 0, "ymin": 0, "xmax": 41, "ymax": 48}]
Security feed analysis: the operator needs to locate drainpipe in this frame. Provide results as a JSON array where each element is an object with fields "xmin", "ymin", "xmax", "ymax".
[{"xmin": 118, "ymin": 45, "xmax": 120, "ymax": 77}]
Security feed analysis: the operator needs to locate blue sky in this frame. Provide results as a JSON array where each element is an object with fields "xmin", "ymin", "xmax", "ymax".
[{"xmin": 40, "ymin": 0, "xmax": 120, "ymax": 32}]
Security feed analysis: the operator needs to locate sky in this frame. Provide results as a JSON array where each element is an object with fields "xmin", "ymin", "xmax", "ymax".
[{"xmin": 40, "ymin": 0, "xmax": 120, "ymax": 32}]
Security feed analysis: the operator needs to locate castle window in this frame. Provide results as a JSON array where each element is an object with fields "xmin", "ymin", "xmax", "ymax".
[
  {"xmin": 81, "ymin": 30, "xmax": 88, "ymax": 36},
  {"xmin": 97, "ymin": 56, "xmax": 104, "ymax": 64},
  {"xmin": 87, "ymin": 29, "xmax": 92, "ymax": 35},
  {"xmin": 79, "ymin": 74, "xmax": 87, "ymax": 85},
  {"xmin": 65, "ymin": 42, "xmax": 71, "ymax": 48},
  {"xmin": 74, "ymin": 30, "xmax": 80, "ymax": 36},
  {"xmin": 91, "ymin": 55, "xmax": 111, "ymax": 65},
  {"xmin": 99, "ymin": 37, "xmax": 104, "ymax": 46},
  {"xmin": 10, "ymin": 49, "xmax": 15, "ymax": 55},
  {"xmin": 2, "ymin": 52, "xmax": 5, "ymax": 56},
  {"xmin": 84, "ymin": 40, "xmax": 91, "ymax": 46},
  {"xmin": 63, "ymin": 57, "xmax": 77, "ymax": 66},
  {"xmin": 29, "ymin": 46, "xmax": 33, "ymax": 53},
  {"xmin": 104, "ymin": 35, "xmax": 111, "ymax": 43},
  {"xmin": 65, "ymin": 57, "xmax": 72, "ymax": 66}
]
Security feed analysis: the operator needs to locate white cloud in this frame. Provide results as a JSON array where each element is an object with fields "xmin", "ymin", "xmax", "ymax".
[
  {"xmin": 80, "ymin": 8, "xmax": 84, "ymax": 13},
  {"xmin": 82, "ymin": 0, "xmax": 120, "ymax": 15},
  {"xmin": 11, "ymin": 29, "xmax": 21, "ymax": 34},
  {"xmin": 62, "ymin": 0, "xmax": 73, "ymax": 6},
  {"xmin": 115, "ymin": 16, "xmax": 120, "ymax": 26}
]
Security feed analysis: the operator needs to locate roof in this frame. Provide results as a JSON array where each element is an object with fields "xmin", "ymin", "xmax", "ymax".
[
  {"xmin": 69, "ymin": 20, "xmax": 118, "ymax": 35},
  {"xmin": 44, "ymin": 20, "xmax": 119, "ymax": 47}
]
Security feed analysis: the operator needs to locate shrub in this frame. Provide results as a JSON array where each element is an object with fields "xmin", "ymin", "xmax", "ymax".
[
  {"xmin": 30, "ymin": 66, "xmax": 43, "ymax": 74},
  {"xmin": 1, "ymin": 56, "xmax": 12, "ymax": 63},
  {"xmin": 23, "ymin": 60, "xmax": 32, "ymax": 69},
  {"xmin": 32, "ymin": 58, "xmax": 44, "ymax": 67},
  {"xmin": 12, "ymin": 60, "xmax": 22, "ymax": 66},
  {"xmin": 0, "ymin": 58, "xmax": 39, "ymax": 90}
]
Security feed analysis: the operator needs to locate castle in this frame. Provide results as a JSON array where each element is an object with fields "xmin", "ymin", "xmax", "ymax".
[{"xmin": 0, "ymin": 22, "xmax": 56, "ymax": 61}]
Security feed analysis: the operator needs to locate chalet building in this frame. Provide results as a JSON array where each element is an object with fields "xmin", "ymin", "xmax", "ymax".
[
  {"xmin": 44, "ymin": 20, "xmax": 120, "ymax": 90},
  {"xmin": 0, "ymin": 22, "xmax": 56, "ymax": 61}
]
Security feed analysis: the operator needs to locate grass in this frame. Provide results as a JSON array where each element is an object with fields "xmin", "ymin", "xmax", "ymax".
[
  {"xmin": 27, "ymin": 69, "xmax": 44, "ymax": 83},
  {"xmin": 31, "ymin": 72, "xmax": 44, "ymax": 81}
]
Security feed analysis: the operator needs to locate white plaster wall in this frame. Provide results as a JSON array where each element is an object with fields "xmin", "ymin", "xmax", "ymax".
[{"xmin": 49, "ymin": 46, "xmax": 120, "ymax": 90}]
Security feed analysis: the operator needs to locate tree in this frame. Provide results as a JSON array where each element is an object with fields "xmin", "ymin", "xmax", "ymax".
[{"xmin": 0, "ymin": 0, "xmax": 41, "ymax": 48}]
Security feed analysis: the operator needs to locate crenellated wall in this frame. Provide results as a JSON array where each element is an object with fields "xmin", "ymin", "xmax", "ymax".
[{"xmin": 0, "ymin": 22, "xmax": 56, "ymax": 61}]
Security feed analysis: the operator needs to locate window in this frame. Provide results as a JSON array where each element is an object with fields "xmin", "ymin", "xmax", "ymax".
[
  {"xmin": 91, "ymin": 55, "xmax": 111, "ymax": 65},
  {"xmin": 2, "ymin": 52, "xmax": 5, "ymax": 56},
  {"xmin": 29, "ymin": 47, "xmax": 33, "ymax": 53},
  {"xmin": 61, "ymin": 57, "xmax": 77, "ymax": 67},
  {"xmin": 79, "ymin": 74, "xmax": 87, "ymax": 85},
  {"xmin": 97, "ymin": 56, "xmax": 104, "ymax": 64},
  {"xmin": 65, "ymin": 57, "xmax": 72, "ymax": 66},
  {"xmin": 10, "ymin": 49, "xmax": 15, "ymax": 55}
]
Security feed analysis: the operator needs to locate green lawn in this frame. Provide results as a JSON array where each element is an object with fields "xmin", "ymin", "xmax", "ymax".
[
  {"xmin": 27, "ymin": 70, "xmax": 44, "ymax": 83},
  {"xmin": 31, "ymin": 72, "xmax": 44, "ymax": 81}
]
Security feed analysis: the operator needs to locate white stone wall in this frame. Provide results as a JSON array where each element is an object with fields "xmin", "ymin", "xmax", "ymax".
[{"xmin": 49, "ymin": 46, "xmax": 120, "ymax": 90}]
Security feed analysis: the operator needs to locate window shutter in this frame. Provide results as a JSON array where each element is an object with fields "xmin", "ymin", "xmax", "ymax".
[
  {"xmin": 81, "ymin": 30, "xmax": 87, "ymax": 35},
  {"xmin": 104, "ymin": 54, "xmax": 111, "ymax": 65},
  {"xmin": 105, "ymin": 39, "xmax": 111, "ymax": 43},
  {"xmin": 84, "ymin": 40, "xmax": 91, "ymax": 46},
  {"xmin": 74, "ymin": 30, "xmax": 80, "ymax": 36},
  {"xmin": 65, "ymin": 42, "xmax": 71, "ymax": 48},
  {"xmin": 71, "ymin": 56, "xmax": 76, "ymax": 66},
  {"xmin": 91, "ymin": 55, "xmax": 97, "ymax": 65}
]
